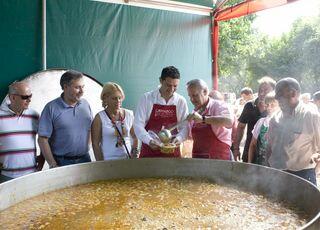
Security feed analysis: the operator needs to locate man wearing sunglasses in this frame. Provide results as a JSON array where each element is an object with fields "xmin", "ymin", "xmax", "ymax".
[
  {"xmin": 38, "ymin": 70, "xmax": 93, "ymax": 168},
  {"xmin": 0, "ymin": 81, "xmax": 43, "ymax": 181}
]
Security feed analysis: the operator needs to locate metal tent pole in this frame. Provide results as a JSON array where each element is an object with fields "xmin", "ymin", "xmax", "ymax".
[{"xmin": 42, "ymin": 0, "xmax": 47, "ymax": 70}]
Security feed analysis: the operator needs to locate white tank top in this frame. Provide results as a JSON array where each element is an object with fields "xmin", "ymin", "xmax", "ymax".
[{"xmin": 98, "ymin": 109, "xmax": 134, "ymax": 160}]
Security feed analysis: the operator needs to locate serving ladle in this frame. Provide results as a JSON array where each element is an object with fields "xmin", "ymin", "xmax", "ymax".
[
  {"xmin": 157, "ymin": 119, "xmax": 186, "ymax": 144},
  {"xmin": 157, "ymin": 108, "xmax": 205, "ymax": 144}
]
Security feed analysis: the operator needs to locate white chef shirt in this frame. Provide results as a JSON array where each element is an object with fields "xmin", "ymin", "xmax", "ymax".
[{"xmin": 134, "ymin": 89, "xmax": 189, "ymax": 145}]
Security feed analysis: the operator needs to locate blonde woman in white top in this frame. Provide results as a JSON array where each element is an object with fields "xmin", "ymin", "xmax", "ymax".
[{"xmin": 91, "ymin": 82, "xmax": 138, "ymax": 160}]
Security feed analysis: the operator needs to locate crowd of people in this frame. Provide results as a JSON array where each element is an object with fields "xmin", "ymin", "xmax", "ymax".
[{"xmin": 0, "ymin": 67, "xmax": 319, "ymax": 186}]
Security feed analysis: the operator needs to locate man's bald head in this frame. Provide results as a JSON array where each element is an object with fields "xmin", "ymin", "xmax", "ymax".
[
  {"xmin": 8, "ymin": 81, "xmax": 30, "ymax": 95},
  {"xmin": 8, "ymin": 81, "xmax": 32, "ymax": 114}
]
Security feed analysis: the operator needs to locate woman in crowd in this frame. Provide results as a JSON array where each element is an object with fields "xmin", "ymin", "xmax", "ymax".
[{"xmin": 91, "ymin": 82, "xmax": 138, "ymax": 160}]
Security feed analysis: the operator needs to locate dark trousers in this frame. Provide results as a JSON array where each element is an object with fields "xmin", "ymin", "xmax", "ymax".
[
  {"xmin": 0, "ymin": 174, "xmax": 13, "ymax": 183},
  {"xmin": 54, "ymin": 153, "xmax": 91, "ymax": 167},
  {"xmin": 285, "ymin": 168, "xmax": 317, "ymax": 186}
]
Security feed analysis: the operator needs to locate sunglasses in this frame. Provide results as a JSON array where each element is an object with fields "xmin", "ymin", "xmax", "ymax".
[{"xmin": 13, "ymin": 94, "xmax": 32, "ymax": 100}]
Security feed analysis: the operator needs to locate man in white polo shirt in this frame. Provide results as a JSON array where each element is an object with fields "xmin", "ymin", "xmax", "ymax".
[
  {"xmin": 134, "ymin": 66, "xmax": 188, "ymax": 158},
  {"xmin": 0, "ymin": 81, "xmax": 42, "ymax": 180}
]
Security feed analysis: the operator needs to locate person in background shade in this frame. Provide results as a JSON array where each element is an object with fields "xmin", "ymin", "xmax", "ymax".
[{"xmin": 233, "ymin": 76, "xmax": 276, "ymax": 162}]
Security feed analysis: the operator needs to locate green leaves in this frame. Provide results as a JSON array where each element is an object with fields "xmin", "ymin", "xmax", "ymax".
[
  {"xmin": 249, "ymin": 16, "xmax": 320, "ymax": 93},
  {"xmin": 218, "ymin": 7, "xmax": 320, "ymax": 95},
  {"xmin": 218, "ymin": 14, "xmax": 257, "ymax": 93}
]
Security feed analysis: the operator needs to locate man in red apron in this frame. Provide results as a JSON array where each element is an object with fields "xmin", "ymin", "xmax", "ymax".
[
  {"xmin": 184, "ymin": 79, "xmax": 234, "ymax": 159},
  {"xmin": 133, "ymin": 66, "xmax": 189, "ymax": 158}
]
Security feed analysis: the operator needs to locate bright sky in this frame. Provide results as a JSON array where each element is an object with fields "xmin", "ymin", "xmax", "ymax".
[{"xmin": 253, "ymin": 0, "xmax": 320, "ymax": 37}]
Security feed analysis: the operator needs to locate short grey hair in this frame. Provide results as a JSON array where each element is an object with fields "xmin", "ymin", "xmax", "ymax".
[
  {"xmin": 240, "ymin": 87, "xmax": 253, "ymax": 95},
  {"xmin": 258, "ymin": 76, "xmax": 276, "ymax": 89},
  {"xmin": 8, "ymin": 81, "xmax": 27, "ymax": 94},
  {"xmin": 186, "ymin": 79, "xmax": 208, "ymax": 91},
  {"xmin": 275, "ymin": 77, "xmax": 301, "ymax": 95}
]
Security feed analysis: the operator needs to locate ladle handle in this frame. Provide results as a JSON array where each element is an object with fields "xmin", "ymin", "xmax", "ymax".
[
  {"xmin": 167, "ymin": 108, "xmax": 205, "ymax": 132},
  {"xmin": 168, "ymin": 118, "xmax": 187, "ymax": 131}
]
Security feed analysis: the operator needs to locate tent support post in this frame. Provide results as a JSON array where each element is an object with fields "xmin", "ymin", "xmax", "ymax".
[
  {"xmin": 211, "ymin": 18, "xmax": 219, "ymax": 90},
  {"xmin": 42, "ymin": 0, "xmax": 47, "ymax": 70}
]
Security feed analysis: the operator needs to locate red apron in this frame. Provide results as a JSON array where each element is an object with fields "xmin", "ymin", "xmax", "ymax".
[
  {"xmin": 140, "ymin": 104, "xmax": 181, "ymax": 158},
  {"xmin": 191, "ymin": 119, "xmax": 230, "ymax": 160}
]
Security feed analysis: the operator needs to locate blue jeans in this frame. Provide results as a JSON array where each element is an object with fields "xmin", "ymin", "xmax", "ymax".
[
  {"xmin": 54, "ymin": 154, "xmax": 91, "ymax": 167},
  {"xmin": 285, "ymin": 168, "xmax": 317, "ymax": 186}
]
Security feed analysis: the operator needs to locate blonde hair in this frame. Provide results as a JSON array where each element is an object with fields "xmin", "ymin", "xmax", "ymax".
[
  {"xmin": 100, "ymin": 82, "xmax": 125, "ymax": 107},
  {"xmin": 264, "ymin": 91, "xmax": 276, "ymax": 104}
]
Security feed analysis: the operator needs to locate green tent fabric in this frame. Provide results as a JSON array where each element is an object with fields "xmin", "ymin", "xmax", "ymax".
[
  {"xmin": 0, "ymin": 0, "xmax": 212, "ymax": 111},
  {"xmin": 0, "ymin": 0, "xmax": 42, "ymax": 99},
  {"xmin": 47, "ymin": 0, "xmax": 212, "ymax": 110},
  {"xmin": 0, "ymin": 0, "xmax": 304, "ymax": 101},
  {"xmin": 173, "ymin": 0, "xmax": 215, "ymax": 7}
]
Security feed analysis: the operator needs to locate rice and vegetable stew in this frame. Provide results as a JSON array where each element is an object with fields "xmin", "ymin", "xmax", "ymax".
[{"xmin": 0, "ymin": 178, "xmax": 308, "ymax": 229}]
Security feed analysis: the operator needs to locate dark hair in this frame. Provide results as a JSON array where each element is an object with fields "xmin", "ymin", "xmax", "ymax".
[
  {"xmin": 240, "ymin": 87, "xmax": 253, "ymax": 95},
  {"xmin": 160, "ymin": 66, "xmax": 180, "ymax": 80},
  {"xmin": 60, "ymin": 70, "xmax": 83, "ymax": 90},
  {"xmin": 275, "ymin": 77, "xmax": 301, "ymax": 94},
  {"xmin": 313, "ymin": 91, "xmax": 320, "ymax": 101}
]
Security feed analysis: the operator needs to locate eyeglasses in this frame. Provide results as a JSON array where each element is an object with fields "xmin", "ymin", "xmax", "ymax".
[{"xmin": 13, "ymin": 94, "xmax": 32, "ymax": 100}]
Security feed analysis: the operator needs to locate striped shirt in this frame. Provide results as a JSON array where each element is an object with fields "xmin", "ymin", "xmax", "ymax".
[{"xmin": 0, "ymin": 101, "xmax": 39, "ymax": 178}]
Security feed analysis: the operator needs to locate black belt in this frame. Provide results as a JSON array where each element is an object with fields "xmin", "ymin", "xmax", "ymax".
[
  {"xmin": 1, "ymin": 165, "xmax": 36, "ymax": 171},
  {"xmin": 53, "ymin": 154, "xmax": 87, "ymax": 160}
]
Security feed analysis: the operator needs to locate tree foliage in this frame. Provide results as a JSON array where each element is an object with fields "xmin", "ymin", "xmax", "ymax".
[
  {"xmin": 218, "ymin": 15, "xmax": 258, "ymax": 94},
  {"xmin": 215, "ymin": 0, "xmax": 258, "ymax": 94},
  {"xmin": 248, "ymin": 17, "xmax": 320, "ymax": 93},
  {"xmin": 217, "ymin": 2, "xmax": 320, "ymax": 95}
]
